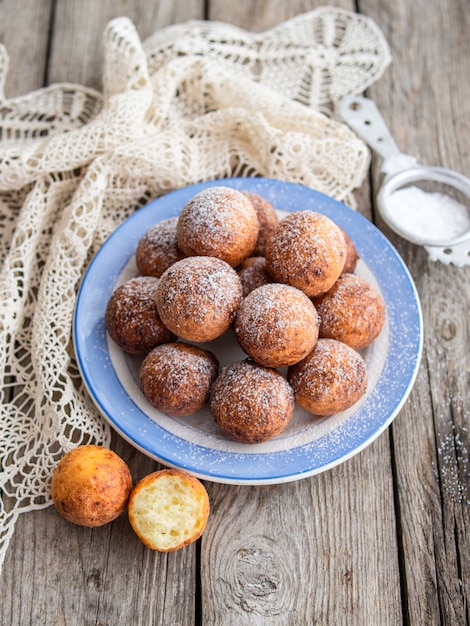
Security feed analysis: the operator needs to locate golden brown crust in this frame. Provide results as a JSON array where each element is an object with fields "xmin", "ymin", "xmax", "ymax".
[
  {"xmin": 155, "ymin": 256, "xmax": 243, "ymax": 342},
  {"xmin": 176, "ymin": 186, "xmax": 259, "ymax": 267},
  {"xmin": 51, "ymin": 445, "xmax": 132, "ymax": 527},
  {"xmin": 287, "ymin": 338, "xmax": 368, "ymax": 416},
  {"xmin": 339, "ymin": 228, "xmax": 360, "ymax": 274},
  {"xmin": 140, "ymin": 342, "xmax": 219, "ymax": 416},
  {"xmin": 128, "ymin": 469, "xmax": 210, "ymax": 552},
  {"xmin": 136, "ymin": 217, "xmax": 185, "ymax": 278},
  {"xmin": 265, "ymin": 210, "xmax": 347, "ymax": 297},
  {"xmin": 236, "ymin": 256, "xmax": 272, "ymax": 297},
  {"xmin": 210, "ymin": 359, "xmax": 295, "ymax": 443},
  {"xmin": 242, "ymin": 191, "xmax": 279, "ymax": 256},
  {"xmin": 105, "ymin": 276, "xmax": 175, "ymax": 355},
  {"xmin": 313, "ymin": 273, "xmax": 386, "ymax": 350},
  {"xmin": 234, "ymin": 283, "xmax": 320, "ymax": 368}
]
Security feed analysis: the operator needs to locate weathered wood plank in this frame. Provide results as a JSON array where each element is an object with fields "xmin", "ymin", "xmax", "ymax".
[
  {"xmin": 359, "ymin": 0, "xmax": 470, "ymax": 623},
  {"xmin": 0, "ymin": 0, "xmax": 53, "ymax": 97},
  {"xmin": 48, "ymin": 0, "xmax": 205, "ymax": 90},
  {"xmin": 209, "ymin": 0, "xmax": 328, "ymax": 31},
  {"xmin": 2, "ymin": 445, "xmax": 199, "ymax": 625},
  {"xmin": 2, "ymin": 0, "xmax": 468, "ymax": 625},
  {"xmin": 199, "ymin": 2, "xmax": 402, "ymax": 625},
  {"xmin": 0, "ymin": 3, "xmax": 206, "ymax": 625},
  {"xmin": 203, "ymin": 437, "xmax": 402, "ymax": 625}
]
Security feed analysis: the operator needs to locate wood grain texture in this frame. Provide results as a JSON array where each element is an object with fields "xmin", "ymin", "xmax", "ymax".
[
  {"xmin": 203, "ymin": 436, "xmax": 402, "ymax": 625},
  {"xmin": 48, "ymin": 0, "xmax": 205, "ymax": 90},
  {"xmin": 199, "ymin": 2, "xmax": 402, "ymax": 624},
  {"xmin": 208, "ymin": 0, "xmax": 340, "ymax": 31},
  {"xmin": 0, "ymin": 5, "xmax": 205, "ymax": 625},
  {"xmin": 0, "ymin": 0, "xmax": 53, "ymax": 97},
  {"xmin": 1, "ymin": 0, "xmax": 469, "ymax": 624},
  {"xmin": 360, "ymin": 0, "xmax": 470, "ymax": 624},
  {"xmin": 2, "ymin": 441, "xmax": 198, "ymax": 625}
]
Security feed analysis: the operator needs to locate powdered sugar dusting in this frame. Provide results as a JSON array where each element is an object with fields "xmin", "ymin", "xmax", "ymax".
[
  {"xmin": 176, "ymin": 186, "xmax": 258, "ymax": 263},
  {"xmin": 157, "ymin": 256, "xmax": 242, "ymax": 322},
  {"xmin": 289, "ymin": 339, "xmax": 367, "ymax": 402},
  {"xmin": 212, "ymin": 360, "xmax": 293, "ymax": 415},
  {"xmin": 265, "ymin": 210, "xmax": 346, "ymax": 295},
  {"xmin": 136, "ymin": 217, "xmax": 185, "ymax": 277},
  {"xmin": 269, "ymin": 210, "xmax": 345, "ymax": 261},
  {"xmin": 139, "ymin": 342, "xmax": 219, "ymax": 417},
  {"xmin": 108, "ymin": 251, "xmax": 392, "ymax": 457},
  {"xmin": 141, "ymin": 343, "xmax": 218, "ymax": 389},
  {"xmin": 139, "ymin": 217, "xmax": 178, "ymax": 249},
  {"xmin": 155, "ymin": 256, "xmax": 243, "ymax": 341},
  {"xmin": 109, "ymin": 276, "xmax": 158, "ymax": 312},
  {"xmin": 237, "ymin": 257, "xmax": 272, "ymax": 297},
  {"xmin": 387, "ymin": 186, "xmax": 470, "ymax": 242},
  {"xmin": 235, "ymin": 283, "xmax": 318, "ymax": 343},
  {"xmin": 105, "ymin": 276, "xmax": 174, "ymax": 354},
  {"xmin": 435, "ymin": 425, "xmax": 470, "ymax": 505},
  {"xmin": 314, "ymin": 273, "xmax": 386, "ymax": 349},
  {"xmin": 210, "ymin": 359, "xmax": 295, "ymax": 442}
]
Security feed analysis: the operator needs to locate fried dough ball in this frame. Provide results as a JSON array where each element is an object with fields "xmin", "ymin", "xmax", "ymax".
[
  {"xmin": 265, "ymin": 210, "xmax": 347, "ymax": 297},
  {"xmin": 237, "ymin": 256, "xmax": 272, "ymax": 297},
  {"xmin": 140, "ymin": 342, "xmax": 219, "ymax": 416},
  {"xmin": 105, "ymin": 276, "xmax": 175, "ymax": 355},
  {"xmin": 210, "ymin": 359, "xmax": 295, "ymax": 443},
  {"xmin": 313, "ymin": 273, "xmax": 386, "ymax": 350},
  {"xmin": 234, "ymin": 283, "xmax": 320, "ymax": 368},
  {"xmin": 128, "ymin": 469, "xmax": 210, "ymax": 552},
  {"xmin": 340, "ymin": 228, "xmax": 360, "ymax": 274},
  {"xmin": 51, "ymin": 445, "xmax": 132, "ymax": 527},
  {"xmin": 176, "ymin": 186, "xmax": 259, "ymax": 267},
  {"xmin": 135, "ymin": 217, "xmax": 185, "ymax": 278},
  {"xmin": 242, "ymin": 191, "xmax": 279, "ymax": 256},
  {"xmin": 155, "ymin": 256, "xmax": 243, "ymax": 342},
  {"xmin": 287, "ymin": 338, "xmax": 368, "ymax": 416}
]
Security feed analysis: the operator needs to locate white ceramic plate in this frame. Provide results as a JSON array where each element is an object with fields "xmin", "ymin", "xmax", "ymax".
[{"xmin": 73, "ymin": 177, "xmax": 423, "ymax": 484}]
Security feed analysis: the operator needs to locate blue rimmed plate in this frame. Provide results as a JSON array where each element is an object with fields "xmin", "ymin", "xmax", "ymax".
[{"xmin": 73, "ymin": 177, "xmax": 423, "ymax": 484}]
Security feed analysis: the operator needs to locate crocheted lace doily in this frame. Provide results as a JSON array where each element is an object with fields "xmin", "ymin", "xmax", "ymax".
[{"xmin": 0, "ymin": 8, "xmax": 391, "ymax": 570}]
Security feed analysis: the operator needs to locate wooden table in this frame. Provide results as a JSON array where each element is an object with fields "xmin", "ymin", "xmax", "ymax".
[{"xmin": 1, "ymin": 1, "xmax": 469, "ymax": 624}]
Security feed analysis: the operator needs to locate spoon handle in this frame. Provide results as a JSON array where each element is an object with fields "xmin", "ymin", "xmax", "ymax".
[{"xmin": 337, "ymin": 95, "xmax": 416, "ymax": 173}]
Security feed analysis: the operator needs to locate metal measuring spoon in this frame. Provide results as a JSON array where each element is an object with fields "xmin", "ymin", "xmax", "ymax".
[{"xmin": 337, "ymin": 95, "xmax": 470, "ymax": 266}]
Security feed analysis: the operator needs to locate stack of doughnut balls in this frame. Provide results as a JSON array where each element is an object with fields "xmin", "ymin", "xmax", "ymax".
[{"xmin": 105, "ymin": 185, "xmax": 386, "ymax": 444}]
